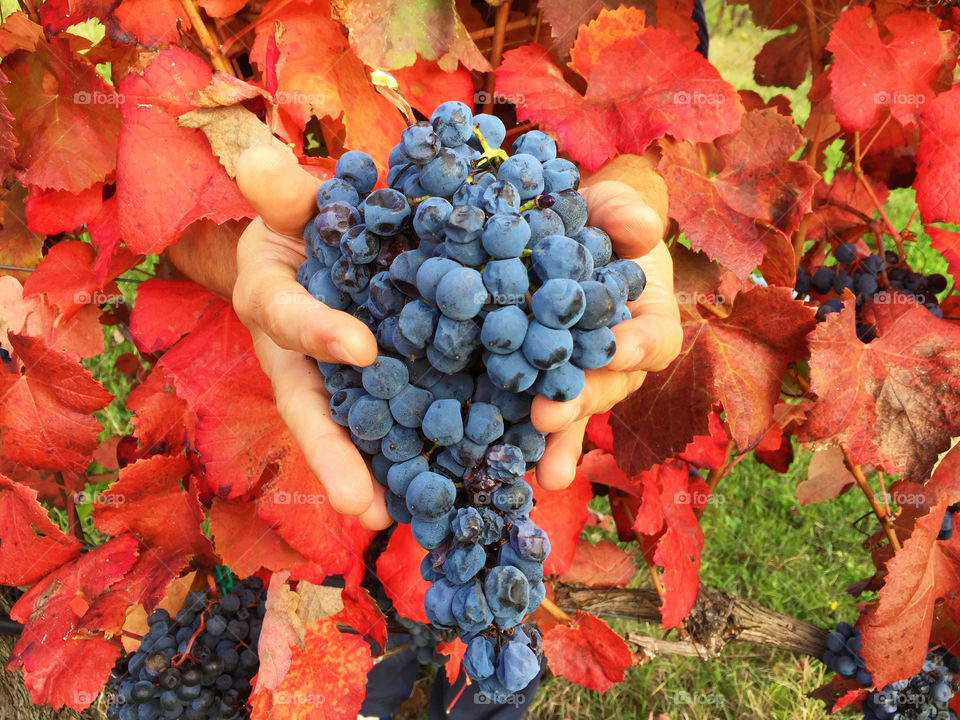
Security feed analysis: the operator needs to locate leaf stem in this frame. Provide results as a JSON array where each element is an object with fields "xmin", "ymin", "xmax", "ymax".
[
  {"xmin": 840, "ymin": 445, "xmax": 901, "ymax": 552},
  {"xmin": 695, "ymin": 439, "xmax": 737, "ymax": 520},
  {"xmin": 177, "ymin": 0, "xmax": 234, "ymax": 76},
  {"xmin": 469, "ymin": 16, "xmax": 536, "ymax": 41}
]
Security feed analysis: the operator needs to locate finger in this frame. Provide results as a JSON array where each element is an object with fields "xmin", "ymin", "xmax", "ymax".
[
  {"xmin": 253, "ymin": 332, "xmax": 375, "ymax": 516},
  {"xmin": 605, "ymin": 312, "xmax": 684, "ymax": 373},
  {"xmin": 234, "ymin": 220, "xmax": 378, "ymax": 366},
  {"xmin": 359, "ymin": 483, "xmax": 393, "ymax": 531},
  {"xmin": 236, "ymin": 144, "xmax": 321, "ymax": 238},
  {"xmin": 530, "ymin": 368, "xmax": 646, "ymax": 434},
  {"xmin": 580, "ymin": 181, "xmax": 664, "ymax": 259},
  {"xmin": 535, "ymin": 418, "xmax": 589, "ymax": 491}
]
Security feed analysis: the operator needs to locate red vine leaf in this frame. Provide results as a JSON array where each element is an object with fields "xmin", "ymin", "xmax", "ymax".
[
  {"xmin": 797, "ymin": 445, "xmax": 856, "ymax": 505},
  {"xmin": 110, "ymin": 0, "xmax": 190, "ymax": 46},
  {"xmin": 129, "ymin": 278, "xmax": 220, "ymax": 353},
  {"xmin": 495, "ymin": 7, "xmax": 741, "ymax": 171},
  {"xmin": 0, "ymin": 183, "xmax": 44, "ymax": 283},
  {"xmin": 826, "ymin": 7, "xmax": 954, "ymax": 132},
  {"xmin": 799, "ymin": 301, "xmax": 960, "ymax": 482},
  {"xmin": 6, "ymin": 534, "xmax": 139, "ymax": 710},
  {"xmin": 334, "ymin": 585, "xmax": 387, "ymax": 653},
  {"xmin": 249, "ymin": 618, "xmax": 373, "ymax": 720},
  {"xmin": 928, "ymin": 226, "xmax": 960, "ymax": 280},
  {"xmin": 24, "ymin": 183, "xmax": 104, "ymax": 235},
  {"xmin": 557, "ymin": 539, "xmax": 636, "ymax": 587},
  {"xmin": 541, "ymin": 611, "xmax": 632, "ymax": 692},
  {"xmin": 612, "ymin": 282, "xmax": 816, "ymax": 475},
  {"xmin": 531, "ymin": 465, "xmax": 593, "ymax": 576},
  {"xmin": 0, "ymin": 332, "xmax": 113, "ymax": 471},
  {"xmin": 127, "ymin": 364, "xmax": 196, "ymax": 457},
  {"xmin": 0, "ymin": 473, "xmax": 82, "ymax": 586},
  {"xmin": 585, "ymin": 412, "xmax": 613, "ymax": 452},
  {"xmin": 915, "ymin": 85, "xmax": 960, "ymax": 225},
  {"xmin": 39, "ymin": 0, "xmax": 119, "ymax": 36},
  {"xmin": 376, "ymin": 524, "xmax": 429, "ymax": 623},
  {"xmin": 391, "ymin": 59, "xmax": 475, "ymax": 120},
  {"xmin": 657, "ymin": 110, "xmax": 819, "ymax": 277},
  {"xmin": 806, "ymin": 169, "xmax": 889, "ymax": 242},
  {"xmin": 2, "ymin": 31, "xmax": 120, "ymax": 192},
  {"xmin": 117, "ymin": 48, "xmax": 254, "ymax": 255}
]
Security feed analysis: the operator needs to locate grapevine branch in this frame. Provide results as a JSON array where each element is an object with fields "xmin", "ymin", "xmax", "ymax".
[
  {"xmin": 852, "ymin": 131, "xmax": 904, "ymax": 258},
  {"xmin": 469, "ymin": 16, "xmax": 537, "ymax": 40},
  {"xmin": 177, "ymin": 0, "xmax": 234, "ymax": 76},
  {"xmin": 482, "ymin": 0, "xmax": 513, "ymax": 114},
  {"xmin": 841, "ymin": 446, "xmax": 902, "ymax": 551}
]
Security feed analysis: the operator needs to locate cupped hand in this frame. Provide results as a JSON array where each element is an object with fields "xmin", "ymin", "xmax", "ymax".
[
  {"xmin": 531, "ymin": 155, "xmax": 683, "ymax": 491},
  {"xmin": 233, "ymin": 145, "xmax": 391, "ymax": 529}
]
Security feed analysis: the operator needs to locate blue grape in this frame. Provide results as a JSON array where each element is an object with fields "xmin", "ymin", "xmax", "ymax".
[
  {"xmin": 452, "ymin": 171, "xmax": 494, "ymax": 206},
  {"xmin": 362, "ymin": 188, "xmax": 410, "ymax": 236},
  {"xmin": 502, "ymin": 423, "xmax": 546, "ymax": 462},
  {"xmin": 479, "ymin": 508, "xmax": 505, "ymax": 544},
  {"xmin": 834, "ymin": 242, "xmax": 857, "ymax": 264},
  {"xmin": 316, "ymin": 177, "xmax": 360, "ymax": 207},
  {"xmin": 386, "ymin": 491, "xmax": 413, "ymax": 523},
  {"xmin": 431, "ymin": 101, "xmax": 474, "ymax": 147},
  {"xmin": 465, "ymin": 403, "xmax": 504, "ymax": 444},
  {"xmin": 397, "ymin": 300, "xmax": 439, "ymax": 348},
  {"xmin": 497, "ymin": 639, "xmax": 540, "ymax": 692},
  {"xmin": 400, "ymin": 121, "xmax": 441, "ymax": 162},
  {"xmin": 524, "ymin": 207, "xmax": 565, "ymax": 244},
  {"xmin": 424, "ymin": 578, "xmax": 458, "ymax": 626},
  {"xmin": 427, "ymin": 342, "xmax": 474, "ymax": 373},
  {"xmin": 329, "ymin": 256, "xmax": 371, "ymax": 293},
  {"xmin": 434, "ymin": 448, "xmax": 467, "ymax": 479},
  {"xmin": 367, "ymin": 271, "xmax": 406, "ymax": 317},
  {"xmin": 493, "ymin": 482, "xmax": 533, "ymax": 514},
  {"xmin": 296, "ymin": 256, "xmax": 321, "ymax": 288},
  {"xmin": 486, "ymin": 351, "xmax": 539, "ymax": 392},
  {"xmin": 485, "ymin": 444, "xmax": 526, "ymax": 482},
  {"xmin": 387, "ymin": 455, "xmax": 429, "ymax": 496},
  {"xmin": 482, "ymin": 180, "xmax": 521, "ymax": 214},
  {"xmin": 536, "ymin": 362, "xmax": 585, "ymax": 402},
  {"xmin": 436, "ymin": 267, "xmax": 487, "ymax": 320},
  {"xmin": 607, "ymin": 259, "xmax": 646, "ymax": 300},
  {"xmin": 347, "ymin": 394, "xmax": 393, "ymax": 441},
  {"xmin": 512, "ymin": 130, "xmax": 557, "ymax": 162},
  {"xmin": 388, "ymin": 142, "xmax": 411, "ymax": 166},
  {"xmin": 412, "ymin": 514, "xmax": 454, "ymax": 550},
  {"xmin": 531, "ymin": 235, "xmax": 593, "ymax": 282},
  {"xmin": 416, "ymin": 256, "xmax": 460, "ymax": 303},
  {"xmin": 421, "ymin": 398, "xmax": 464, "ymax": 445},
  {"xmin": 420, "ymin": 148, "xmax": 469, "ymax": 196},
  {"xmin": 389, "ymin": 250, "xmax": 427, "ymax": 296},
  {"xmin": 542, "ymin": 158, "xmax": 580, "ymax": 193},
  {"xmin": 464, "ymin": 636, "xmax": 496, "ymax": 679},
  {"xmin": 312, "ymin": 201, "xmax": 361, "ymax": 248},
  {"xmin": 413, "ymin": 197, "xmax": 453, "ymax": 245},
  {"xmin": 430, "ymin": 372, "xmax": 475, "ymax": 402},
  {"xmin": 340, "ymin": 225, "xmax": 380, "ymax": 264},
  {"xmin": 542, "ymin": 189, "xmax": 587, "ymax": 234},
  {"xmin": 445, "ymin": 205, "xmax": 486, "ymax": 244},
  {"xmin": 381, "ymin": 424, "xmax": 424, "ymax": 462},
  {"xmin": 307, "ymin": 269, "xmax": 351, "ymax": 310},
  {"xmin": 522, "ymin": 321, "xmax": 573, "ymax": 370},
  {"xmin": 484, "ymin": 565, "xmax": 530, "ymax": 617},
  {"xmin": 452, "ymin": 581, "xmax": 492, "ymax": 633},
  {"xmin": 531, "ymin": 278, "xmax": 587, "ymax": 329},
  {"xmin": 452, "ymin": 437, "xmax": 487, "ymax": 468},
  {"xmin": 406, "ymin": 471, "xmax": 456, "ymax": 519},
  {"xmin": 329, "ymin": 388, "xmax": 365, "ymax": 427},
  {"xmin": 571, "ymin": 327, "xmax": 617, "ymax": 369},
  {"xmin": 481, "ymin": 306, "xmax": 529, "ymax": 354},
  {"xmin": 335, "ymin": 150, "xmax": 377, "ymax": 194},
  {"xmin": 593, "ymin": 266, "xmax": 628, "ymax": 304},
  {"xmin": 574, "ymin": 226, "xmax": 612, "ymax": 266},
  {"xmin": 498, "ymin": 153, "xmax": 544, "ymax": 199},
  {"xmin": 433, "ymin": 315, "xmax": 481, "ymax": 359},
  {"xmin": 577, "ymin": 280, "xmax": 618, "ymax": 329},
  {"xmin": 468, "ymin": 113, "xmax": 506, "ymax": 151},
  {"xmin": 452, "ymin": 507, "xmax": 484, "ymax": 544},
  {"xmin": 482, "ymin": 213, "xmax": 530, "ymax": 259},
  {"xmin": 443, "ymin": 544, "xmax": 486, "ymax": 584},
  {"xmin": 444, "ymin": 237, "xmax": 486, "ymax": 267},
  {"xmin": 482, "ymin": 258, "xmax": 529, "ymax": 306}
]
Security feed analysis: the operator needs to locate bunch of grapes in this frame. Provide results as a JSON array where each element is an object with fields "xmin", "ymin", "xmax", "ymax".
[
  {"xmin": 862, "ymin": 649, "xmax": 958, "ymax": 720},
  {"xmin": 824, "ymin": 621, "xmax": 871, "ymax": 686},
  {"xmin": 105, "ymin": 578, "xmax": 264, "ymax": 720},
  {"xmin": 296, "ymin": 101, "xmax": 643, "ymax": 696},
  {"xmin": 795, "ymin": 242, "xmax": 947, "ymax": 343}
]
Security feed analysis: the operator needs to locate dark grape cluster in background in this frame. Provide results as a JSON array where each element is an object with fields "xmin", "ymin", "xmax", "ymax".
[
  {"xmin": 822, "ymin": 621, "xmax": 958, "ymax": 720},
  {"xmin": 295, "ymin": 101, "xmax": 642, "ymax": 698},
  {"xmin": 795, "ymin": 242, "xmax": 948, "ymax": 343},
  {"xmin": 105, "ymin": 578, "xmax": 264, "ymax": 720}
]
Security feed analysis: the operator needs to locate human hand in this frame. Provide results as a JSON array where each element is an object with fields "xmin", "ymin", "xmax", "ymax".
[
  {"xmin": 530, "ymin": 154, "xmax": 683, "ymax": 491},
  {"xmin": 232, "ymin": 145, "xmax": 391, "ymax": 529}
]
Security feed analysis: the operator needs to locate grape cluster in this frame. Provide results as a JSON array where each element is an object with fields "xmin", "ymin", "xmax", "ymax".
[
  {"xmin": 105, "ymin": 578, "xmax": 264, "ymax": 720},
  {"xmin": 297, "ymin": 101, "xmax": 643, "ymax": 693},
  {"xmin": 862, "ymin": 649, "xmax": 958, "ymax": 720},
  {"xmin": 938, "ymin": 503, "xmax": 960, "ymax": 541},
  {"xmin": 795, "ymin": 243, "xmax": 947, "ymax": 343},
  {"xmin": 823, "ymin": 621, "xmax": 871, "ymax": 686}
]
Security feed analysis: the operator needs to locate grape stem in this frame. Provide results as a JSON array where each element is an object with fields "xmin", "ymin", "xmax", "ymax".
[
  {"xmin": 538, "ymin": 596, "xmax": 573, "ymax": 625},
  {"xmin": 171, "ymin": 611, "xmax": 207, "ymax": 667},
  {"xmin": 177, "ymin": 0, "xmax": 235, "ymax": 76},
  {"xmin": 841, "ymin": 445, "xmax": 902, "ymax": 552}
]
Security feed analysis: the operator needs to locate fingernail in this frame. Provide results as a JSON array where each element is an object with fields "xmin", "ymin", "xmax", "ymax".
[{"xmin": 329, "ymin": 341, "xmax": 362, "ymax": 366}]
